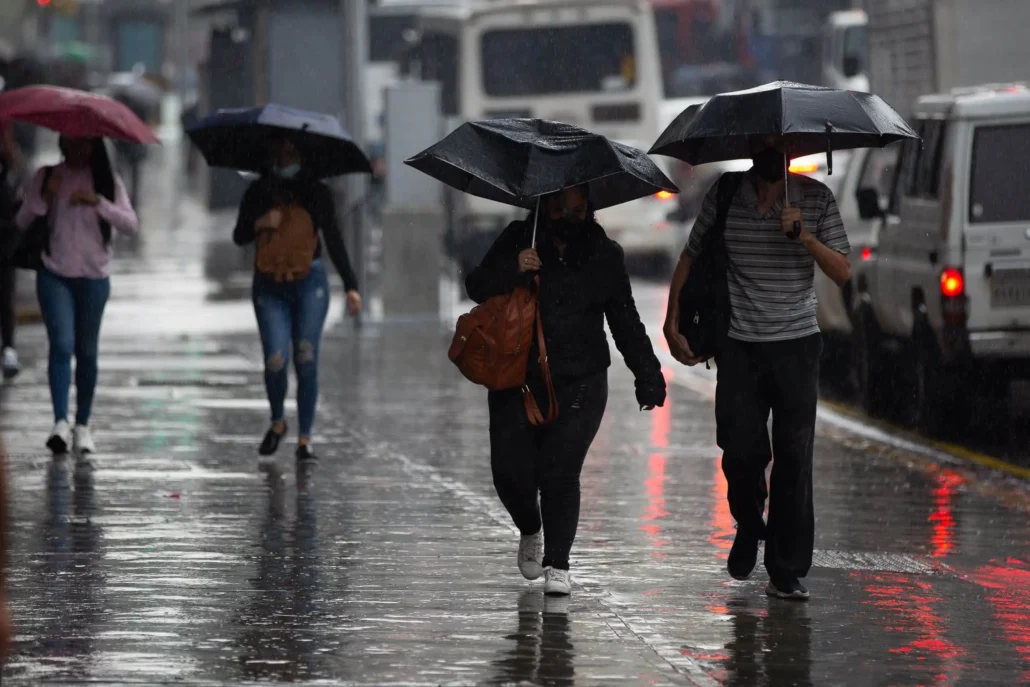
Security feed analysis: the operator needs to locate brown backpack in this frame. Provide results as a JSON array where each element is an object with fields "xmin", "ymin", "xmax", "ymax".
[
  {"xmin": 448, "ymin": 275, "xmax": 558, "ymax": 426},
  {"xmin": 254, "ymin": 203, "xmax": 319, "ymax": 282}
]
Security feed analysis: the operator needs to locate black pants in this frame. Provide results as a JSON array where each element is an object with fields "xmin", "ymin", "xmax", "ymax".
[
  {"xmin": 715, "ymin": 334, "xmax": 821, "ymax": 577},
  {"xmin": 488, "ymin": 371, "xmax": 608, "ymax": 570},
  {"xmin": 0, "ymin": 264, "xmax": 16, "ymax": 349}
]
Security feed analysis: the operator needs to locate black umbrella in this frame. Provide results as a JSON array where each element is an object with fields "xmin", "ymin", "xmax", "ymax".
[
  {"xmin": 650, "ymin": 81, "xmax": 919, "ymax": 235},
  {"xmin": 405, "ymin": 118, "xmax": 678, "ymax": 244},
  {"xmin": 186, "ymin": 104, "xmax": 372, "ymax": 179}
]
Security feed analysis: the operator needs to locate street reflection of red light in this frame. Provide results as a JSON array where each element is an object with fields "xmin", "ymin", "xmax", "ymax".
[
  {"xmin": 709, "ymin": 453, "xmax": 734, "ymax": 554},
  {"xmin": 930, "ymin": 471, "xmax": 963, "ymax": 558},
  {"xmin": 641, "ymin": 369, "xmax": 672, "ymax": 552},
  {"xmin": 972, "ymin": 560, "xmax": 1030, "ymax": 682},
  {"xmin": 863, "ymin": 572, "xmax": 964, "ymax": 678}
]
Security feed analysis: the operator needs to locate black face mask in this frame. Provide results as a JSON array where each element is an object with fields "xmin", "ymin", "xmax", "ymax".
[
  {"xmin": 752, "ymin": 147, "xmax": 785, "ymax": 182},
  {"xmin": 549, "ymin": 217, "xmax": 585, "ymax": 242}
]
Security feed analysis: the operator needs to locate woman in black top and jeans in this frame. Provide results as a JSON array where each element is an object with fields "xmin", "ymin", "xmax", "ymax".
[
  {"xmin": 466, "ymin": 185, "xmax": 666, "ymax": 596},
  {"xmin": 234, "ymin": 136, "xmax": 361, "ymax": 464}
]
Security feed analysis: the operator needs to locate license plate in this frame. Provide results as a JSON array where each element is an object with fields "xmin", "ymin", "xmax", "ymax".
[{"xmin": 991, "ymin": 269, "xmax": 1030, "ymax": 307}]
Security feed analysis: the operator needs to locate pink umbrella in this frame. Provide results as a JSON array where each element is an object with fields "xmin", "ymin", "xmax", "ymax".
[{"xmin": 0, "ymin": 85, "xmax": 160, "ymax": 144}]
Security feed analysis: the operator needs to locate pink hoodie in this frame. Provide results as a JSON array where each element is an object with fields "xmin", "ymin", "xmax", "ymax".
[{"xmin": 16, "ymin": 163, "xmax": 139, "ymax": 279}]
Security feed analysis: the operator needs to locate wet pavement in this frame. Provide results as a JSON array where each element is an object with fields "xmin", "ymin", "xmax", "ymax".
[{"xmin": 3, "ymin": 151, "xmax": 1030, "ymax": 685}]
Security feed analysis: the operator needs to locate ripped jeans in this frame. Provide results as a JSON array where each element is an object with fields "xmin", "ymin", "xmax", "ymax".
[{"xmin": 252, "ymin": 260, "xmax": 330, "ymax": 438}]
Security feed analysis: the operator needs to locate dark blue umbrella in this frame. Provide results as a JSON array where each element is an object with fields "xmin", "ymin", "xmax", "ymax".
[{"xmin": 186, "ymin": 103, "xmax": 372, "ymax": 178}]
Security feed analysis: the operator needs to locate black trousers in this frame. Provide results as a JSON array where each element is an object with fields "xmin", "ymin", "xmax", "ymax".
[
  {"xmin": 0, "ymin": 264, "xmax": 16, "ymax": 349},
  {"xmin": 487, "ymin": 371, "xmax": 608, "ymax": 570},
  {"xmin": 715, "ymin": 334, "xmax": 821, "ymax": 577}
]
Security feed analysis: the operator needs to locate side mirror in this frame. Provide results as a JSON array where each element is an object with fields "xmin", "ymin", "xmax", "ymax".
[
  {"xmin": 843, "ymin": 55, "xmax": 861, "ymax": 78},
  {"xmin": 856, "ymin": 187, "xmax": 884, "ymax": 220}
]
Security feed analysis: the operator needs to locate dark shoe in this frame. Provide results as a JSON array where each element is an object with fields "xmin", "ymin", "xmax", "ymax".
[
  {"xmin": 766, "ymin": 571, "xmax": 810, "ymax": 600},
  {"xmin": 728, "ymin": 529, "xmax": 760, "ymax": 580},
  {"xmin": 296, "ymin": 444, "xmax": 318, "ymax": 463},
  {"xmin": 258, "ymin": 423, "xmax": 287, "ymax": 456}
]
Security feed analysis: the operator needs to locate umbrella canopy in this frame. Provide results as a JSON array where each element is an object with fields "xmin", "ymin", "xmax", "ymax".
[
  {"xmin": 0, "ymin": 85, "xmax": 159, "ymax": 144},
  {"xmin": 650, "ymin": 80, "xmax": 919, "ymax": 166},
  {"xmin": 404, "ymin": 118, "xmax": 678, "ymax": 211},
  {"xmin": 186, "ymin": 104, "xmax": 372, "ymax": 179}
]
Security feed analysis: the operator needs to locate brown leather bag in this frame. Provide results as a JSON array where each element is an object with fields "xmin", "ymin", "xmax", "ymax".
[
  {"xmin": 254, "ymin": 204, "xmax": 320, "ymax": 282},
  {"xmin": 448, "ymin": 276, "xmax": 558, "ymax": 426}
]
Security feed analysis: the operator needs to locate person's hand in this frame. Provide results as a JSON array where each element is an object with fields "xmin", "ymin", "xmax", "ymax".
[
  {"xmin": 256, "ymin": 208, "xmax": 282, "ymax": 232},
  {"xmin": 43, "ymin": 169, "xmax": 62, "ymax": 201},
  {"xmin": 636, "ymin": 383, "xmax": 666, "ymax": 411},
  {"xmin": 345, "ymin": 289, "xmax": 362, "ymax": 317},
  {"xmin": 664, "ymin": 314, "xmax": 705, "ymax": 366},
  {"xmin": 69, "ymin": 189, "xmax": 98, "ymax": 207},
  {"xmin": 518, "ymin": 248, "xmax": 541, "ymax": 273},
  {"xmin": 781, "ymin": 207, "xmax": 805, "ymax": 239}
]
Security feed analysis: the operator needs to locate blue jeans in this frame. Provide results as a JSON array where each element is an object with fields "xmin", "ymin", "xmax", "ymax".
[
  {"xmin": 252, "ymin": 260, "xmax": 330, "ymax": 438},
  {"xmin": 36, "ymin": 269, "xmax": 111, "ymax": 425}
]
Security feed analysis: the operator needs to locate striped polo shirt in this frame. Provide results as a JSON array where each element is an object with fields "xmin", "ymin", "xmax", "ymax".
[{"xmin": 685, "ymin": 171, "xmax": 850, "ymax": 342}]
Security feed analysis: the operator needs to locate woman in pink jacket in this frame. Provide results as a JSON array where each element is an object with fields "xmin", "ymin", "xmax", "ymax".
[{"xmin": 16, "ymin": 136, "xmax": 139, "ymax": 456}]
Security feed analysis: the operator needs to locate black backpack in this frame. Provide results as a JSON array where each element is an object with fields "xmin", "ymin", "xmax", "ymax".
[{"xmin": 676, "ymin": 171, "xmax": 743, "ymax": 361}]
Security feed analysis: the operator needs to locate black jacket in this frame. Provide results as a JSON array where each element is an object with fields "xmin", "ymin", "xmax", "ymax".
[
  {"xmin": 233, "ymin": 173, "xmax": 359, "ymax": 291},
  {"xmin": 466, "ymin": 219, "xmax": 666, "ymax": 408}
]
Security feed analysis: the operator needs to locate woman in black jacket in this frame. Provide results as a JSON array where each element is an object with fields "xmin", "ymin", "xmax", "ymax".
[
  {"xmin": 466, "ymin": 185, "xmax": 666, "ymax": 596},
  {"xmin": 233, "ymin": 135, "xmax": 362, "ymax": 464}
]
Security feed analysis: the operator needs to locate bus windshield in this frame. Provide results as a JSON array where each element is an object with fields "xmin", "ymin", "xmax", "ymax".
[{"xmin": 480, "ymin": 23, "xmax": 636, "ymax": 97}]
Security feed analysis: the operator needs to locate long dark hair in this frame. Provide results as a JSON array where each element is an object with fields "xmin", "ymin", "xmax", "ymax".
[{"xmin": 59, "ymin": 136, "xmax": 116, "ymax": 244}]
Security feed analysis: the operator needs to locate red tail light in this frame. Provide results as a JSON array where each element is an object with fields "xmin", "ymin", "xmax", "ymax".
[
  {"xmin": 860, "ymin": 247, "xmax": 873, "ymax": 261},
  {"xmin": 940, "ymin": 267, "xmax": 964, "ymax": 298}
]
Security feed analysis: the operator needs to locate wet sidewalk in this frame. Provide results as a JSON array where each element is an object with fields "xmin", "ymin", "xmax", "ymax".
[{"xmin": 3, "ymin": 158, "xmax": 1030, "ymax": 684}]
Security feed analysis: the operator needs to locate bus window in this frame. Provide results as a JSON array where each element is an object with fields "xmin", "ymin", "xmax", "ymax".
[{"xmin": 480, "ymin": 23, "xmax": 636, "ymax": 97}]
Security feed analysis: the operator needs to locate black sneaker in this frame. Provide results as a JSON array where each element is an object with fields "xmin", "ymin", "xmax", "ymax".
[
  {"xmin": 728, "ymin": 529, "xmax": 761, "ymax": 580},
  {"xmin": 259, "ymin": 423, "xmax": 287, "ymax": 456},
  {"xmin": 766, "ymin": 571, "xmax": 810, "ymax": 600},
  {"xmin": 296, "ymin": 444, "xmax": 318, "ymax": 463}
]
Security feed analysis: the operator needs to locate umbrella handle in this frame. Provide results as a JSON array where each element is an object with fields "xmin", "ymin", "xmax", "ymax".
[{"xmin": 530, "ymin": 197, "xmax": 540, "ymax": 249}]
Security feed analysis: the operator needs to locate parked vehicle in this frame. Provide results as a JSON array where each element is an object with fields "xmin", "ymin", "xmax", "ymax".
[
  {"xmin": 813, "ymin": 145, "xmax": 899, "ymax": 382},
  {"xmin": 821, "ymin": 9, "xmax": 869, "ymax": 92},
  {"xmin": 852, "ymin": 83, "xmax": 1030, "ymax": 433}
]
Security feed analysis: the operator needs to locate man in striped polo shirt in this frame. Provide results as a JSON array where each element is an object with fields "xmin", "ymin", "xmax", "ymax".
[{"xmin": 664, "ymin": 136, "xmax": 851, "ymax": 600}]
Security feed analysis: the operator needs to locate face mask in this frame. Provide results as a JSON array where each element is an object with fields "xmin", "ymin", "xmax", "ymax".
[
  {"xmin": 751, "ymin": 148, "xmax": 785, "ymax": 182},
  {"xmin": 549, "ymin": 216, "xmax": 586, "ymax": 242},
  {"xmin": 274, "ymin": 164, "xmax": 301, "ymax": 179}
]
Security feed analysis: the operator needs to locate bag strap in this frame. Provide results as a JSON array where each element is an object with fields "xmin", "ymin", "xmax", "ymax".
[
  {"xmin": 709, "ymin": 171, "xmax": 743, "ymax": 243},
  {"xmin": 522, "ymin": 276, "xmax": 558, "ymax": 426}
]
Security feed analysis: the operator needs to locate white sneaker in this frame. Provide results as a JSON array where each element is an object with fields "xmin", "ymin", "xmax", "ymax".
[
  {"xmin": 47, "ymin": 420, "xmax": 72, "ymax": 454},
  {"xmin": 517, "ymin": 530, "xmax": 544, "ymax": 580},
  {"xmin": 73, "ymin": 425, "xmax": 96, "ymax": 456},
  {"xmin": 2, "ymin": 347, "xmax": 19, "ymax": 379},
  {"xmin": 544, "ymin": 567, "xmax": 572, "ymax": 596}
]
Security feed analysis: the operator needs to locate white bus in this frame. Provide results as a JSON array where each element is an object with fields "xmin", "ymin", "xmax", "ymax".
[{"xmin": 404, "ymin": 0, "xmax": 679, "ymax": 272}]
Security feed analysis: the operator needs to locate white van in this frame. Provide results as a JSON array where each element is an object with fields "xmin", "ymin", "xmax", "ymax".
[
  {"xmin": 854, "ymin": 83, "xmax": 1030, "ymax": 432},
  {"xmin": 406, "ymin": 0, "xmax": 674, "ymax": 271}
]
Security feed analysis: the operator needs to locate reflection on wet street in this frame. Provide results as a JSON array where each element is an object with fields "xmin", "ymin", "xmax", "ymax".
[{"xmin": 3, "ymin": 153, "xmax": 1030, "ymax": 685}]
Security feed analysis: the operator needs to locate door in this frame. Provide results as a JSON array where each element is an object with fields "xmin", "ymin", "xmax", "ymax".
[
  {"xmin": 963, "ymin": 120, "xmax": 1030, "ymax": 331},
  {"xmin": 879, "ymin": 118, "xmax": 947, "ymax": 337}
]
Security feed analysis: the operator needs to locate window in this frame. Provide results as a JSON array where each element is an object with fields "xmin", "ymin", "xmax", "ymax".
[
  {"xmin": 481, "ymin": 23, "xmax": 635, "ymax": 97},
  {"xmin": 369, "ymin": 14, "xmax": 416, "ymax": 63},
  {"xmin": 969, "ymin": 123, "xmax": 1030, "ymax": 223},
  {"xmin": 903, "ymin": 118, "xmax": 946, "ymax": 199},
  {"xmin": 842, "ymin": 25, "xmax": 867, "ymax": 74}
]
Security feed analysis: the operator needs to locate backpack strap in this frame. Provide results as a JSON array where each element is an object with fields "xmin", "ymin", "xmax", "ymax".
[
  {"xmin": 521, "ymin": 275, "xmax": 558, "ymax": 427},
  {"xmin": 709, "ymin": 171, "xmax": 743, "ymax": 244}
]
